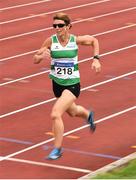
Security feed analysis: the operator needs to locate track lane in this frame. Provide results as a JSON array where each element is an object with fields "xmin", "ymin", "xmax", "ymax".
[
  {"xmin": 0, "ymin": 46, "xmax": 135, "ymax": 115},
  {"xmin": 0, "ymin": 1, "xmax": 135, "ymax": 177},
  {"xmin": 0, "ymin": 26, "xmax": 135, "ymax": 83},
  {"xmin": 0, "ymin": 76, "xmax": 135, "ymax": 155},
  {"xmin": 0, "ymin": 106, "xmax": 135, "ymax": 178},
  {"xmin": 1, "ymin": 18, "xmax": 135, "ymax": 80},
  {"xmin": 1, "ymin": 1, "xmax": 135, "ymax": 38},
  {"xmin": 1, "ymin": 10, "xmax": 136, "ymax": 59},
  {"xmin": 1, "ymin": 0, "xmax": 111, "ymax": 37},
  {"xmin": 0, "ymin": 0, "xmax": 51, "ymax": 11},
  {"xmin": 0, "ymin": 0, "xmax": 51, "ymax": 8},
  {"xmin": 0, "ymin": 0, "xmax": 101, "ymax": 21},
  {"xmin": 1, "ymin": 8, "xmax": 135, "ymax": 42}
]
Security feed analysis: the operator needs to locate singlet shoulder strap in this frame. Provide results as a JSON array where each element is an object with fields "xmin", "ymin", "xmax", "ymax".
[
  {"xmin": 70, "ymin": 34, "xmax": 76, "ymax": 42},
  {"xmin": 52, "ymin": 34, "xmax": 58, "ymax": 43}
]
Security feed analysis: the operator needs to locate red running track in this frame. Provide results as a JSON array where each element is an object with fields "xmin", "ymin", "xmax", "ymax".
[{"xmin": 0, "ymin": 0, "xmax": 136, "ymax": 179}]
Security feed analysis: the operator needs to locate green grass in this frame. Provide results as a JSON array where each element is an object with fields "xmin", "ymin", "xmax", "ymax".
[{"xmin": 93, "ymin": 159, "xmax": 136, "ymax": 179}]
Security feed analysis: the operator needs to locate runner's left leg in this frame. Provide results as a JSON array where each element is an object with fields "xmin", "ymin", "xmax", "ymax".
[{"xmin": 51, "ymin": 89, "xmax": 76, "ymax": 148}]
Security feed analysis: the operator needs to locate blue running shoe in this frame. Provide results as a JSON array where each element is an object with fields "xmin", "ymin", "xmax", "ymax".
[
  {"xmin": 88, "ymin": 111, "xmax": 96, "ymax": 132},
  {"xmin": 47, "ymin": 148, "xmax": 62, "ymax": 160}
]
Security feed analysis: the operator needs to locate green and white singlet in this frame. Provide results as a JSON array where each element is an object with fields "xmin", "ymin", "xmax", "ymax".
[{"xmin": 49, "ymin": 34, "xmax": 80, "ymax": 86}]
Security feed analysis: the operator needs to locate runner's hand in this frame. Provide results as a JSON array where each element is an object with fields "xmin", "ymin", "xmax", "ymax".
[
  {"xmin": 91, "ymin": 59, "xmax": 101, "ymax": 73},
  {"xmin": 34, "ymin": 48, "xmax": 51, "ymax": 64}
]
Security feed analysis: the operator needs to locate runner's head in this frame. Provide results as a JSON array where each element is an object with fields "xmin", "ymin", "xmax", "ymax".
[{"xmin": 53, "ymin": 12, "xmax": 72, "ymax": 29}]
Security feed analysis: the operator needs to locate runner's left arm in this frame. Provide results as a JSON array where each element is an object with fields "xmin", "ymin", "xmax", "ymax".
[{"xmin": 76, "ymin": 35, "xmax": 101, "ymax": 73}]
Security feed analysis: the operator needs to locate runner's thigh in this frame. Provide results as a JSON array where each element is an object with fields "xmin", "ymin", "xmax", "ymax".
[{"xmin": 52, "ymin": 89, "xmax": 76, "ymax": 115}]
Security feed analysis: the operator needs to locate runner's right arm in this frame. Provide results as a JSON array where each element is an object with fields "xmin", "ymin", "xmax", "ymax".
[{"xmin": 33, "ymin": 37, "xmax": 51, "ymax": 64}]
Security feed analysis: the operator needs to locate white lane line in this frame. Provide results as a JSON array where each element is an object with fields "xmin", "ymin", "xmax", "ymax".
[
  {"xmin": 79, "ymin": 152, "xmax": 136, "ymax": 179},
  {"xmin": 81, "ymin": 71, "xmax": 136, "ymax": 91},
  {"xmin": 0, "ymin": 105, "xmax": 135, "ymax": 162},
  {"xmin": 0, "ymin": 0, "xmax": 51, "ymax": 11},
  {"xmin": 0, "ymin": 44, "xmax": 136, "ymax": 87},
  {"xmin": 79, "ymin": 44, "xmax": 136, "ymax": 64},
  {"xmin": 0, "ymin": 97, "xmax": 55, "ymax": 118},
  {"xmin": 1, "ymin": 7, "xmax": 135, "ymax": 41},
  {"xmin": 0, "ymin": 70, "xmax": 49, "ymax": 86},
  {"xmin": 0, "ymin": 156, "xmax": 92, "ymax": 173},
  {"xmin": 0, "ymin": 70, "xmax": 136, "ymax": 119},
  {"xmin": 0, "ymin": 0, "xmax": 110, "ymax": 25},
  {"xmin": 1, "ymin": 24, "xmax": 135, "ymax": 62},
  {"xmin": 0, "ymin": 50, "xmax": 37, "ymax": 62}
]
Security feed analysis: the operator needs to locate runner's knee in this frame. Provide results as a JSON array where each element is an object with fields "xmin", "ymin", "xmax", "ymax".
[
  {"xmin": 51, "ymin": 109, "xmax": 61, "ymax": 120},
  {"xmin": 67, "ymin": 109, "xmax": 77, "ymax": 117}
]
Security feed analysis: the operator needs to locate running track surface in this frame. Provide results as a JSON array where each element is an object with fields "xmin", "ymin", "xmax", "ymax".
[{"xmin": 0, "ymin": 0, "xmax": 136, "ymax": 179}]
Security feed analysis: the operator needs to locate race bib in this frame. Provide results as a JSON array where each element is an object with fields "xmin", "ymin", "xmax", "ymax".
[{"xmin": 54, "ymin": 62, "xmax": 74, "ymax": 76}]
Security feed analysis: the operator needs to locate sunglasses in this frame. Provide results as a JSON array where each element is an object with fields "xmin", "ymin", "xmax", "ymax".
[{"xmin": 53, "ymin": 23, "xmax": 66, "ymax": 28}]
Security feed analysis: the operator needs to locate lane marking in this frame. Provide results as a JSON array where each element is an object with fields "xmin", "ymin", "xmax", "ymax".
[
  {"xmin": 0, "ymin": 156, "xmax": 91, "ymax": 173},
  {"xmin": 126, "ymin": 22, "xmax": 136, "ymax": 25},
  {"xmin": 0, "ymin": 0, "xmax": 110, "ymax": 25},
  {"xmin": 0, "ymin": 49, "xmax": 37, "ymax": 62},
  {"xmin": 0, "ymin": 44, "xmax": 135, "ymax": 86},
  {"xmin": 1, "ymin": 24, "xmax": 135, "ymax": 61},
  {"xmin": 105, "ymin": 75, "xmax": 116, "ymax": 78},
  {"xmin": 45, "ymin": 132, "xmax": 54, "ymax": 136},
  {"xmin": 87, "ymin": 89, "xmax": 99, "ymax": 92},
  {"xmin": 0, "ymin": 70, "xmax": 136, "ymax": 118},
  {"xmin": 0, "ymin": 137, "xmax": 33, "ymax": 145},
  {"xmin": 79, "ymin": 152, "xmax": 136, "ymax": 179},
  {"xmin": 43, "ymin": 145, "xmax": 121, "ymax": 160},
  {"xmin": 0, "ymin": 3, "xmax": 135, "ymax": 172},
  {"xmin": 16, "ymin": 79, "xmax": 30, "ymax": 83},
  {"xmin": 2, "ymin": 85, "xmax": 50, "ymax": 93},
  {"xmin": 0, "ymin": 97, "xmax": 56, "ymax": 118},
  {"xmin": 72, "ymin": 7, "xmax": 136, "ymax": 24},
  {"xmin": 66, "ymin": 135, "xmax": 80, "ymax": 139},
  {"xmin": 1, "ymin": 8, "xmax": 136, "ymax": 41},
  {"xmin": 0, "ymin": 105, "xmax": 135, "ymax": 162},
  {"xmin": 3, "ymin": 77, "xmax": 14, "ymax": 81},
  {"xmin": 45, "ymin": 132, "xmax": 80, "ymax": 139},
  {"xmin": 0, "ymin": 0, "xmax": 51, "ymax": 11},
  {"xmin": 122, "ymin": 77, "xmax": 132, "ymax": 80}
]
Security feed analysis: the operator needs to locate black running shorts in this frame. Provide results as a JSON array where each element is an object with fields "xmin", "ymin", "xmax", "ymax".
[{"xmin": 52, "ymin": 80, "xmax": 80, "ymax": 98}]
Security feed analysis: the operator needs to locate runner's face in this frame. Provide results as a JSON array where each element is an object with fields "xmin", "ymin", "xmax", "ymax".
[{"xmin": 53, "ymin": 20, "xmax": 68, "ymax": 36}]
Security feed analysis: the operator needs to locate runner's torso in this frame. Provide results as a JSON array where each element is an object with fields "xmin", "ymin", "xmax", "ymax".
[{"xmin": 49, "ymin": 34, "xmax": 80, "ymax": 86}]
